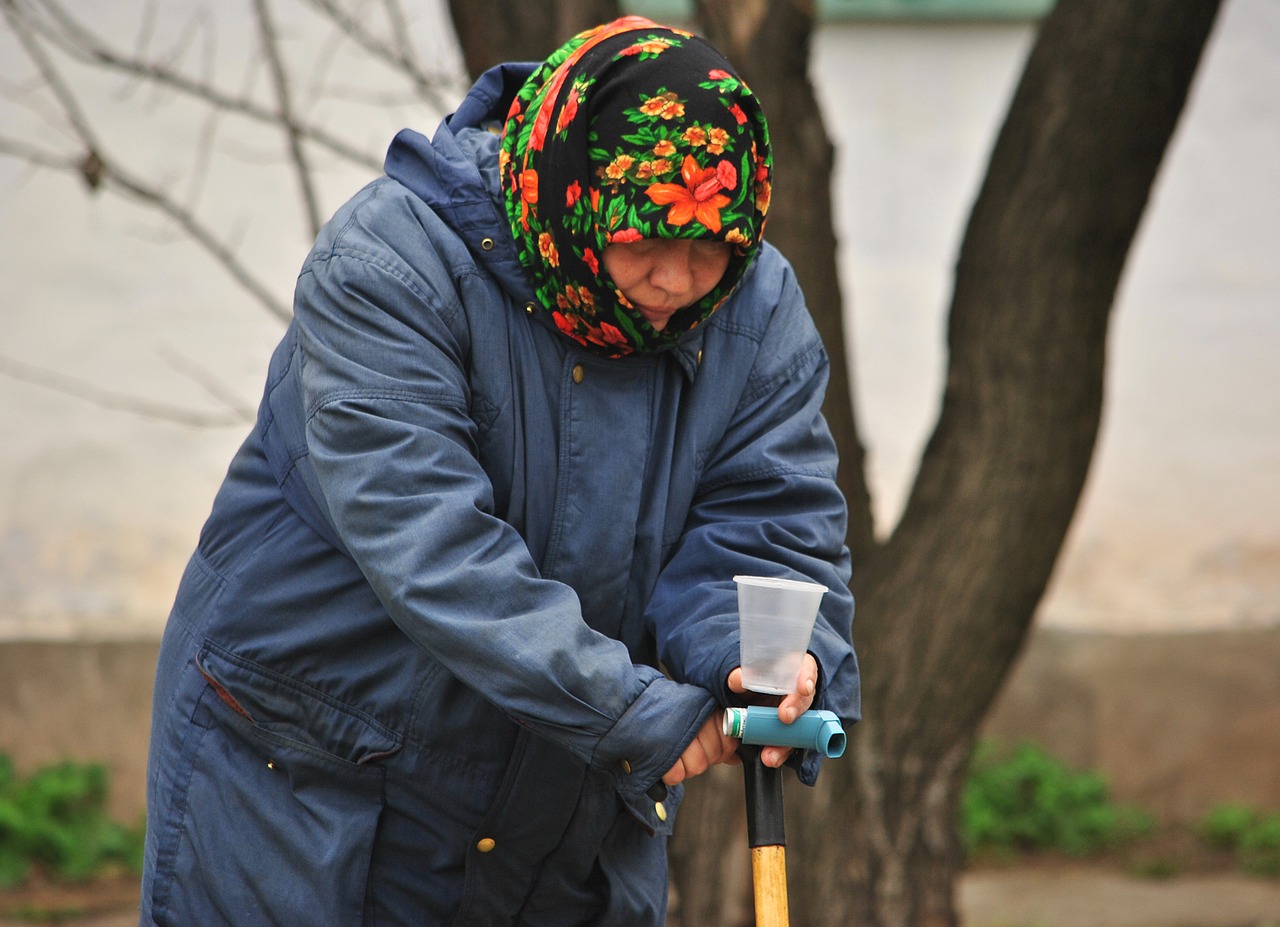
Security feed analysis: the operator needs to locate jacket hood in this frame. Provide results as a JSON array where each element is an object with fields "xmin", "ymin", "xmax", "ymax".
[{"xmin": 384, "ymin": 63, "xmax": 537, "ymax": 307}]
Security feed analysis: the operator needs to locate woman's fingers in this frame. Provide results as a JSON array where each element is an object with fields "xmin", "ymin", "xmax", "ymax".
[
  {"xmin": 724, "ymin": 654, "xmax": 821, "ymax": 768},
  {"xmin": 662, "ymin": 712, "xmax": 741, "ymax": 786},
  {"xmin": 727, "ymin": 666, "xmax": 745, "ymax": 694},
  {"xmin": 728, "ymin": 655, "xmax": 819, "ymax": 722},
  {"xmin": 761, "ymin": 745, "xmax": 792, "ymax": 768},
  {"xmin": 776, "ymin": 655, "xmax": 819, "ymax": 722}
]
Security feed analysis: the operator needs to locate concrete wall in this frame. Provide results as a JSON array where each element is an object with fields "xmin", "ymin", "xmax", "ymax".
[
  {"xmin": 982, "ymin": 627, "xmax": 1280, "ymax": 821},
  {"xmin": 0, "ymin": 640, "xmax": 157, "ymax": 822},
  {"xmin": 3, "ymin": 628, "xmax": 1277, "ymax": 825}
]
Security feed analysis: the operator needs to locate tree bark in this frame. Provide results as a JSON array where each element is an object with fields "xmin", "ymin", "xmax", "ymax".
[
  {"xmin": 445, "ymin": 0, "xmax": 620, "ymax": 78},
  {"xmin": 696, "ymin": 0, "xmax": 878, "ymax": 556},
  {"xmin": 789, "ymin": 3, "xmax": 1222, "ymax": 925}
]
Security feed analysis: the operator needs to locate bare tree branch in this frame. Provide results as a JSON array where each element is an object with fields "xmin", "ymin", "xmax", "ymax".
[
  {"xmin": 2, "ymin": 1, "xmax": 304, "ymax": 320},
  {"xmin": 381, "ymin": 0, "xmax": 420, "ymax": 78},
  {"xmin": 8, "ymin": 0, "xmax": 383, "ymax": 170},
  {"xmin": 0, "ymin": 135, "xmax": 75, "ymax": 171},
  {"xmin": 0, "ymin": 352, "xmax": 251, "ymax": 427},
  {"xmin": 156, "ymin": 343, "xmax": 258, "ymax": 420},
  {"xmin": 1, "ymin": 0, "xmax": 464, "ymax": 422},
  {"xmin": 252, "ymin": 0, "xmax": 322, "ymax": 236},
  {"xmin": 3, "ymin": 0, "xmax": 103, "ymax": 153},
  {"xmin": 300, "ymin": 0, "xmax": 453, "ymax": 112},
  {"xmin": 1, "ymin": 133, "xmax": 294, "ymax": 319},
  {"xmin": 105, "ymin": 161, "xmax": 294, "ymax": 321}
]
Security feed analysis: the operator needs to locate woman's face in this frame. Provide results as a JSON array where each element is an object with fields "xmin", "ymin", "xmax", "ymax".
[{"xmin": 602, "ymin": 239, "xmax": 731, "ymax": 332}]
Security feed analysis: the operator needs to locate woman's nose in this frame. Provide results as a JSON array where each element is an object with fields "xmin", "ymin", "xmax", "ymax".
[{"xmin": 650, "ymin": 242, "xmax": 694, "ymax": 294}]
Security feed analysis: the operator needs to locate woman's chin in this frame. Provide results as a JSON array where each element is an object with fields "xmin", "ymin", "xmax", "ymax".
[{"xmin": 638, "ymin": 308, "xmax": 675, "ymax": 331}]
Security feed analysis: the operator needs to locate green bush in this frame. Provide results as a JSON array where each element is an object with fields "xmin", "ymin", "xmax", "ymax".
[
  {"xmin": 1199, "ymin": 803, "xmax": 1280, "ymax": 877},
  {"xmin": 1240, "ymin": 814, "xmax": 1280, "ymax": 877},
  {"xmin": 1199, "ymin": 801, "xmax": 1257, "ymax": 849},
  {"xmin": 0, "ymin": 754, "xmax": 144, "ymax": 889},
  {"xmin": 961, "ymin": 740, "xmax": 1152, "ymax": 858}
]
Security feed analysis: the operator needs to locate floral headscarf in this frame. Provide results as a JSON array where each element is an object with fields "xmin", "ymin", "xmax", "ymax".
[{"xmin": 500, "ymin": 16, "xmax": 773, "ymax": 357}]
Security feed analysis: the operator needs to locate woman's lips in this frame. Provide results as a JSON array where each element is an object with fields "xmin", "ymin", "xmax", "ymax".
[{"xmin": 636, "ymin": 304, "xmax": 678, "ymax": 330}]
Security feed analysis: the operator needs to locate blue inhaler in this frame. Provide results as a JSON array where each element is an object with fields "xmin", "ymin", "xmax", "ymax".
[{"xmin": 722, "ymin": 706, "xmax": 846, "ymax": 758}]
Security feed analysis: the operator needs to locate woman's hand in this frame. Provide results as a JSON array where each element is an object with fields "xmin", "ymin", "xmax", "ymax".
[
  {"xmin": 727, "ymin": 654, "xmax": 819, "ymax": 768},
  {"xmin": 660, "ymin": 653, "xmax": 820, "ymax": 786},
  {"xmin": 661, "ymin": 711, "xmax": 741, "ymax": 787}
]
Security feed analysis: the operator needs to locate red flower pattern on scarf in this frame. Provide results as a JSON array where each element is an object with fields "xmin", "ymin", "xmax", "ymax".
[{"xmin": 646, "ymin": 155, "xmax": 738, "ymax": 233}]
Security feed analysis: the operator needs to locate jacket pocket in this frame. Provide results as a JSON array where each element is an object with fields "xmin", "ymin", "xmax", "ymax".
[{"xmin": 149, "ymin": 647, "xmax": 401, "ymax": 926}]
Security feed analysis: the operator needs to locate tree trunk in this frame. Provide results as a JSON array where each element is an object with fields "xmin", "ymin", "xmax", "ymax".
[
  {"xmin": 445, "ymin": 0, "xmax": 620, "ymax": 78},
  {"xmin": 666, "ymin": 765, "xmax": 754, "ymax": 926},
  {"xmin": 791, "ymin": 3, "xmax": 1222, "ymax": 926},
  {"xmin": 695, "ymin": 0, "xmax": 877, "ymax": 553}
]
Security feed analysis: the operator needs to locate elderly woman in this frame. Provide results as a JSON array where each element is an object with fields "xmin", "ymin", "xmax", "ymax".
[{"xmin": 141, "ymin": 16, "xmax": 858, "ymax": 927}]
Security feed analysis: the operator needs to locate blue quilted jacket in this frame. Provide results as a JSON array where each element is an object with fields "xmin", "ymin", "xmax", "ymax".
[{"xmin": 141, "ymin": 63, "xmax": 858, "ymax": 927}]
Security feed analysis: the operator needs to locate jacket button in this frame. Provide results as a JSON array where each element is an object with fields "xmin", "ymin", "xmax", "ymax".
[
  {"xmin": 476, "ymin": 837, "xmax": 496, "ymax": 853},
  {"xmin": 480, "ymin": 237, "xmax": 495, "ymax": 251},
  {"xmin": 572, "ymin": 364, "xmax": 585, "ymax": 384},
  {"xmin": 524, "ymin": 302, "xmax": 537, "ymax": 315},
  {"xmin": 621, "ymin": 760, "xmax": 632, "ymax": 774},
  {"xmin": 697, "ymin": 349, "xmax": 703, "ymax": 366},
  {"xmin": 655, "ymin": 801, "xmax": 668, "ymax": 822}
]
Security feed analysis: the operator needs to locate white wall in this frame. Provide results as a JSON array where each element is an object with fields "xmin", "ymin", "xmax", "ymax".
[
  {"xmin": 0, "ymin": 1, "xmax": 1276, "ymax": 638},
  {"xmin": 815, "ymin": 2, "xmax": 1280, "ymax": 630}
]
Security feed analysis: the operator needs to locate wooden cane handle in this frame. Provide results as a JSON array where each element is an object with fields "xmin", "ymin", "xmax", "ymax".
[{"xmin": 751, "ymin": 844, "xmax": 790, "ymax": 927}]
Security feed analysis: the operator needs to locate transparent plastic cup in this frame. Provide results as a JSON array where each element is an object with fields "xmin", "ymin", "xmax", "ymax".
[{"xmin": 734, "ymin": 575, "xmax": 827, "ymax": 695}]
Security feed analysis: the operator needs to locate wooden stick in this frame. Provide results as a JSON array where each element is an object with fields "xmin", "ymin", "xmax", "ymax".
[
  {"xmin": 751, "ymin": 844, "xmax": 790, "ymax": 927},
  {"xmin": 742, "ymin": 746, "xmax": 789, "ymax": 927}
]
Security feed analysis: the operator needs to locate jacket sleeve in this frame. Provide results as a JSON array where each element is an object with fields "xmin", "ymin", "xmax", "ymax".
[
  {"xmin": 645, "ymin": 248, "xmax": 860, "ymax": 784},
  {"xmin": 291, "ymin": 184, "xmax": 714, "ymax": 801}
]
